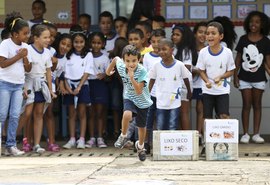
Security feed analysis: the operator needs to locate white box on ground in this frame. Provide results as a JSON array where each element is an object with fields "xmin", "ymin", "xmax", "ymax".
[
  {"xmin": 0, "ymin": 122, "xmax": 1, "ymax": 157},
  {"xmin": 204, "ymin": 119, "xmax": 239, "ymax": 161},
  {"xmin": 153, "ymin": 130, "xmax": 199, "ymax": 161}
]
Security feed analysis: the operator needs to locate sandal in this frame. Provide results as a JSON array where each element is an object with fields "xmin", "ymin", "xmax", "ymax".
[{"xmin": 47, "ymin": 143, "xmax": 60, "ymax": 152}]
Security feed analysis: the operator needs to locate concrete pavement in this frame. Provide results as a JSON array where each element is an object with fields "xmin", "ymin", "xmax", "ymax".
[{"xmin": 0, "ymin": 144, "xmax": 270, "ymax": 185}]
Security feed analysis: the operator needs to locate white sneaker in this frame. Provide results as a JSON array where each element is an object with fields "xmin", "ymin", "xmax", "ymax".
[
  {"xmin": 63, "ymin": 139, "xmax": 76, "ymax": 149},
  {"xmin": 97, "ymin": 137, "xmax": 107, "ymax": 148},
  {"xmin": 240, "ymin": 133, "xmax": 250, "ymax": 144},
  {"xmin": 5, "ymin": 146, "xmax": 25, "ymax": 156},
  {"xmin": 77, "ymin": 139, "xmax": 85, "ymax": 149},
  {"xmin": 85, "ymin": 137, "xmax": 96, "ymax": 148},
  {"xmin": 33, "ymin": 145, "xmax": 45, "ymax": 154},
  {"xmin": 252, "ymin": 134, "xmax": 264, "ymax": 144}
]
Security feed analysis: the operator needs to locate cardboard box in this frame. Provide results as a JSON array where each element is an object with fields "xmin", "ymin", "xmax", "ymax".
[
  {"xmin": 153, "ymin": 130, "xmax": 199, "ymax": 161},
  {"xmin": 204, "ymin": 119, "xmax": 239, "ymax": 161}
]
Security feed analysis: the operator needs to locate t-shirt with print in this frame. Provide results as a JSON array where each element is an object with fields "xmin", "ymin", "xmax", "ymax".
[
  {"xmin": 0, "ymin": 38, "xmax": 29, "ymax": 84},
  {"xmin": 65, "ymin": 52, "xmax": 94, "ymax": 80},
  {"xmin": 89, "ymin": 53, "xmax": 110, "ymax": 80},
  {"xmin": 196, "ymin": 46, "xmax": 235, "ymax": 95},
  {"xmin": 115, "ymin": 57, "xmax": 152, "ymax": 109},
  {"xmin": 149, "ymin": 59, "xmax": 190, "ymax": 109},
  {"xmin": 143, "ymin": 52, "xmax": 161, "ymax": 97},
  {"xmin": 27, "ymin": 44, "xmax": 52, "ymax": 78},
  {"xmin": 235, "ymin": 35, "xmax": 270, "ymax": 82}
]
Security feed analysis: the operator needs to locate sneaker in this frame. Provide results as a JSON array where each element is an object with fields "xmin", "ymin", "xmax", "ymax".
[
  {"xmin": 85, "ymin": 137, "xmax": 96, "ymax": 148},
  {"xmin": 63, "ymin": 139, "xmax": 76, "ymax": 149},
  {"xmin": 77, "ymin": 139, "xmax": 85, "ymax": 149},
  {"xmin": 252, "ymin": 134, "xmax": 264, "ymax": 144},
  {"xmin": 240, "ymin": 133, "xmax": 250, "ymax": 144},
  {"xmin": 124, "ymin": 140, "xmax": 134, "ymax": 149},
  {"xmin": 47, "ymin": 143, "xmax": 60, "ymax": 152},
  {"xmin": 135, "ymin": 141, "xmax": 146, "ymax": 161},
  {"xmin": 97, "ymin": 137, "xmax": 107, "ymax": 148},
  {"xmin": 33, "ymin": 144, "xmax": 45, "ymax": 154},
  {"xmin": 114, "ymin": 134, "xmax": 129, "ymax": 149},
  {"xmin": 5, "ymin": 146, "xmax": 25, "ymax": 156},
  {"xmin": 144, "ymin": 143, "xmax": 151, "ymax": 155},
  {"xmin": 22, "ymin": 143, "xmax": 32, "ymax": 152}
]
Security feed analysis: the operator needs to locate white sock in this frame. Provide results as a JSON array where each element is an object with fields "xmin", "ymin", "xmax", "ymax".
[
  {"xmin": 138, "ymin": 143, "xmax": 144, "ymax": 150},
  {"xmin": 121, "ymin": 133, "xmax": 127, "ymax": 138}
]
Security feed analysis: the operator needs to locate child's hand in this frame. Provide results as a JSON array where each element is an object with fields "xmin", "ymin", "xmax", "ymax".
[
  {"xmin": 127, "ymin": 67, "xmax": 135, "ymax": 78},
  {"xmin": 73, "ymin": 86, "xmax": 81, "ymax": 95},
  {"xmin": 18, "ymin": 48, "xmax": 28, "ymax": 58},
  {"xmin": 50, "ymin": 91, "xmax": 57, "ymax": 99},
  {"xmin": 97, "ymin": 73, "xmax": 106, "ymax": 80},
  {"xmin": 22, "ymin": 89, "xmax": 31, "ymax": 99},
  {"xmin": 214, "ymin": 77, "xmax": 221, "ymax": 84},
  {"xmin": 206, "ymin": 82, "xmax": 212, "ymax": 88}
]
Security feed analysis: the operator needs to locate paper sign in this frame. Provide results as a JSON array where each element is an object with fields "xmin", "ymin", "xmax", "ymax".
[
  {"xmin": 205, "ymin": 119, "xmax": 239, "ymax": 143},
  {"xmin": 160, "ymin": 132, "xmax": 193, "ymax": 156}
]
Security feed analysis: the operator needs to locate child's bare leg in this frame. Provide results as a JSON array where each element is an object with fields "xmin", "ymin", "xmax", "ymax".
[
  {"xmin": 180, "ymin": 101, "xmax": 191, "ymax": 130},
  {"xmin": 196, "ymin": 100, "xmax": 204, "ymax": 134},
  {"xmin": 252, "ymin": 88, "xmax": 263, "ymax": 134},
  {"xmin": 88, "ymin": 106, "xmax": 95, "ymax": 138},
  {"xmin": 78, "ymin": 104, "xmax": 86, "ymax": 138},
  {"xmin": 138, "ymin": 127, "xmax": 146, "ymax": 146},
  {"xmin": 45, "ymin": 102, "xmax": 55, "ymax": 144},
  {"xmin": 68, "ymin": 105, "xmax": 77, "ymax": 138},
  {"xmin": 241, "ymin": 89, "xmax": 252, "ymax": 134},
  {"xmin": 121, "ymin": 111, "xmax": 132, "ymax": 135},
  {"xmin": 33, "ymin": 103, "xmax": 45, "ymax": 146}
]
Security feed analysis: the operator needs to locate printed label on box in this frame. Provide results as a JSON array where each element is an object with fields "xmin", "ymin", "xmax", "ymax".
[
  {"xmin": 160, "ymin": 132, "xmax": 193, "ymax": 156},
  {"xmin": 205, "ymin": 119, "xmax": 238, "ymax": 143}
]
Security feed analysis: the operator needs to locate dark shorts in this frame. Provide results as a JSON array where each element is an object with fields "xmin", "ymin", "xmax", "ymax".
[
  {"xmin": 192, "ymin": 88, "xmax": 203, "ymax": 100},
  {"xmin": 63, "ymin": 85, "xmax": 91, "ymax": 105},
  {"xmin": 89, "ymin": 79, "xmax": 109, "ymax": 105},
  {"xmin": 123, "ymin": 99, "xmax": 148, "ymax": 128},
  {"xmin": 34, "ymin": 91, "xmax": 46, "ymax": 103},
  {"xmin": 203, "ymin": 93, "xmax": 229, "ymax": 118},
  {"xmin": 108, "ymin": 78, "xmax": 123, "ymax": 110}
]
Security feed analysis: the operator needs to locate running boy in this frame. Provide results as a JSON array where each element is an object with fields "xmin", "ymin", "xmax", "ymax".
[{"xmin": 106, "ymin": 45, "xmax": 152, "ymax": 161}]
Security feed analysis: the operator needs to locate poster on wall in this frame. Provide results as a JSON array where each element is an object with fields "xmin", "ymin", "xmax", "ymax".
[
  {"xmin": 166, "ymin": 5, "xmax": 184, "ymax": 19},
  {"xmin": 237, "ymin": 4, "xmax": 257, "ymax": 18},
  {"xmin": 189, "ymin": 5, "xmax": 208, "ymax": 19},
  {"xmin": 213, "ymin": 5, "xmax": 232, "ymax": 18},
  {"xmin": 166, "ymin": 0, "xmax": 185, "ymax": 2},
  {"xmin": 263, "ymin": 4, "xmax": 270, "ymax": 17}
]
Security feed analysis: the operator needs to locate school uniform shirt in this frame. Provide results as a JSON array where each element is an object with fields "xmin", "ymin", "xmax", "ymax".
[
  {"xmin": 65, "ymin": 52, "xmax": 94, "ymax": 80},
  {"xmin": 149, "ymin": 59, "xmax": 190, "ymax": 110},
  {"xmin": 0, "ymin": 38, "xmax": 29, "ymax": 84},
  {"xmin": 88, "ymin": 53, "xmax": 110, "ymax": 80},
  {"xmin": 115, "ymin": 57, "xmax": 152, "ymax": 109},
  {"xmin": 196, "ymin": 46, "xmax": 235, "ymax": 95},
  {"xmin": 54, "ymin": 55, "xmax": 68, "ymax": 78},
  {"xmin": 102, "ymin": 33, "xmax": 119, "ymax": 56},
  {"xmin": 235, "ymin": 35, "xmax": 270, "ymax": 82},
  {"xmin": 143, "ymin": 52, "xmax": 161, "ymax": 97},
  {"xmin": 26, "ymin": 44, "xmax": 52, "ymax": 78}
]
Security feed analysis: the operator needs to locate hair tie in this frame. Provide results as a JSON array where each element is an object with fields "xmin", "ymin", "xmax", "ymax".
[
  {"xmin": 10, "ymin": 18, "xmax": 21, "ymax": 30},
  {"xmin": 70, "ymin": 30, "xmax": 87, "ymax": 35}
]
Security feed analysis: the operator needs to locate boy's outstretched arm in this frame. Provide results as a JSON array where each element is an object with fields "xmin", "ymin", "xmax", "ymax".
[
  {"xmin": 106, "ymin": 57, "xmax": 117, "ymax": 76},
  {"xmin": 183, "ymin": 78, "xmax": 192, "ymax": 100}
]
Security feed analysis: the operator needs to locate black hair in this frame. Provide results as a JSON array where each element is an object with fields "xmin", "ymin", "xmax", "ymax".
[
  {"xmin": 78, "ymin": 13, "xmax": 91, "ymax": 23},
  {"xmin": 152, "ymin": 15, "xmax": 166, "ymax": 23},
  {"xmin": 193, "ymin": 21, "xmax": 207, "ymax": 34},
  {"xmin": 159, "ymin": 38, "xmax": 174, "ymax": 48},
  {"xmin": 88, "ymin": 31, "xmax": 106, "ymax": 50},
  {"xmin": 122, "ymin": 44, "xmax": 141, "ymax": 60},
  {"xmin": 1, "ymin": 28, "xmax": 10, "ymax": 40},
  {"xmin": 66, "ymin": 30, "xmax": 89, "ymax": 60},
  {"xmin": 99, "ymin": 11, "xmax": 113, "ymax": 22},
  {"xmin": 172, "ymin": 24, "xmax": 198, "ymax": 66},
  {"xmin": 135, "ymin": 21, "xmax": 152, "ymax": 34},
  {"xmin": 151, "ymin": 29, "xmax": 166, "ymax": 38},
  {"xmin": 53, "ymin": 33, "xmax": 72, "ymax": 58},
  {"xmin": 243, "ymin": 11, "xmax": 270, "ymax": 36},
  {"xmin": 42, "ymin": 21, "xmax": 57, "ymax": 31},
  {"xmin": 69, "ymin": 24, "xmax": 83, "ymax": 34},
  {"xmin": 114, "ymin": 16, "xmax": 128, "ymax": 24},
  {"xmin": 32, "ymin": 0, "xmax": 46, "ymax": 10},
  {"xmin": 109, "ymin": 37, "xmax": 129, "ymax": 59},
  {"xmin": 128, "ymin": 0, "xmax": 154, "ymax": 31},
  {"xmin": 6, "ymin": 17, "xmax": 28, "ymax": 35},
  {"xmin": 207, "ymin": 21, "xmax": 224, "ymax": 34},
  {"xmin": 210, "ymin": 16, "xmax": 237, "ymax": 50},
  {"xmin": 128, "ymin": 28, "xmax": 144, "ymax": 39}
]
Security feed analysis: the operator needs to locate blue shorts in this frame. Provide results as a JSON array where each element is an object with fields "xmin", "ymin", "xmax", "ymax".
[
  {"xmin": 89, "ymin": 79, "xmax": 109, "ymax": 105},
  {"xmin": 123, "ymin": 99, "xmax": 148, "ymax": 128},
  {"xmin": 63, "ymin": 85, "xmax": 90, "ymax": 105},
  {"xmin": 192, "ymin": 88, "xmax": 203, "ymax": 100},
  {"xmin": 34, "ymin": 91, "xmax": 46, "ymax": 103},
  {"xmin": 239, "ymin": 80, "xmax": 266, "ymax": 90}
]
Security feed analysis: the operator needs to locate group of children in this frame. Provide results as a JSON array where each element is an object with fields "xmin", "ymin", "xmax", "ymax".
[{"xmin": 1, "ymin": 0, "xmax": 270, "ymax": 161}]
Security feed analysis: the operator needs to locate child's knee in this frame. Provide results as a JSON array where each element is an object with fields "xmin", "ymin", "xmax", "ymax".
[{"xmin": 123, "ymin": 111, "xmax": 132, "ymax": 120}]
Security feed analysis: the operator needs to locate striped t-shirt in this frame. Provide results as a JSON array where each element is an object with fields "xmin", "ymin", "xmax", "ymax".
[{"xmin": 115, "ymin": 57, "xmax": 152, "ymax": 109}]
